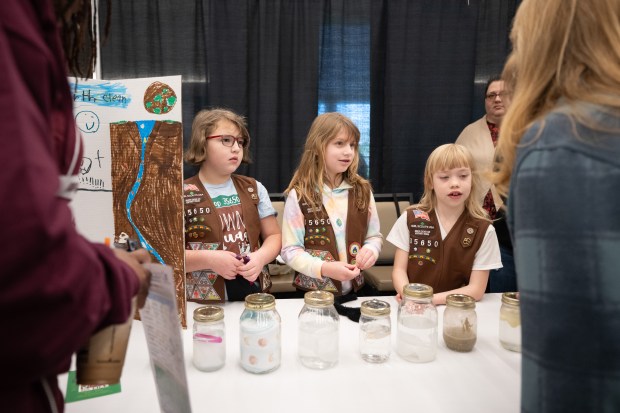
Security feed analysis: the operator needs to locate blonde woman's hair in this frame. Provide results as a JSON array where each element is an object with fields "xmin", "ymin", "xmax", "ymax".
[
  {"xmin": 184, "ymin": 108, "xmax": 252, "ymax": 165},
  {"xmin": 285, "ymin": 112, "xmax": 372, "ymax": 212},
  {"xmin": 412, "ymin": 144, "xmax": 489, "ymax": 222},
  {"xmin": 493, "ymin": 0, "xmax": 620, "ymax": 196}
]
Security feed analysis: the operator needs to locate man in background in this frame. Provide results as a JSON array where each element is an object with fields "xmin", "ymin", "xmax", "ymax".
[{"xmin": 456, "ymin": 75, "xmax": 516, "ymax": 293}]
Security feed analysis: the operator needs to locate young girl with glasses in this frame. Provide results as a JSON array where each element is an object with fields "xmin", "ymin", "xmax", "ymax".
[
  {"xmin": 183, "ymin": 108, "xmax": 281, "ymax": 302},
  {"xmin": 387, "ymin": 144, "xmax": 502, "ymax": 305},
  {"xmin": 281, "ymin": 112, "xmax": 382, "ymax": 296}
]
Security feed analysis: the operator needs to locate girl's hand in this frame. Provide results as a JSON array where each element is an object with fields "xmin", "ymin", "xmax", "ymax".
[
  {"xmin": 431, "ymin": 294, "xmax": 445, "ymax": 306},
  {"xmin": 113, "ymin": 248, "xmax": 152, "ymax": 308},
  {"xmin": 395, "ymin": 292, "xmax": 402, "ymax": 303},
  {"xmin": 208, "ymin": 251, "xmax": 243, "ymax": 280},
  {"xmin": 355, "ymin": 246, "xmax": 377, "ymax": 270},
  {"xmin": 237, "ymin": 252, "xmax": 265, "ymax": 283},
  {"xmin": 321, "ymin": 261, "xmax": 360, "ymax": 281}
]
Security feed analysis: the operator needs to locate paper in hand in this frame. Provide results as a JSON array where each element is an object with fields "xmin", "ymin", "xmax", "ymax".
[{"xmin": 140, "ymin": 263, "xmax": 192, "ymax": 413}]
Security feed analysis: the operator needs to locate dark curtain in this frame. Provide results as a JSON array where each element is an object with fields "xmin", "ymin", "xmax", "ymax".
[
  {"xmin": 370, "ymin": 0, "xmax": 519, "ymax": 198},
  {"xmin": 317, "ymin": 0, "xmax": 371, "ymax": 177},
  {"xmin": 471, "ymin": 0, "xmax": 521, "ymax": 120},
  {"xmin": 100, "ymin": 0, "xmax": 325, "ymax": 193},
  {"xmin": 242, "ymin": 1, "xmax": 325, "ymax": 192},
  {"xmin": 99, "ymin": 0, "xmax": 208, "ymax": 179},
  {"xmin": 100, "ymin": 0, "xmax": 519, "ymax": 196},
  {"xmin": 370, "ymin": 0, "xmax": 477, "ymax": 197}
]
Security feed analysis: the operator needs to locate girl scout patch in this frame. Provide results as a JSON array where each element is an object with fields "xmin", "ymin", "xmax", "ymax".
[
  {"xmin": 187, "ymin": 242, "xmax": 219, "ymax": 251},
  {"xmin": 306, "ymin": 249, "xmax": 336, "ymax": 262},
  {"xmin": 349, "ymin": 242, "xmax": 361, "ymax": 256},
  {"xmin": 413, "ymin": 210, "xmax": 430, "ymax": 221},
  {"xmin": 461, "ymin": 226, "xmax": 476, "ymax": 247}
]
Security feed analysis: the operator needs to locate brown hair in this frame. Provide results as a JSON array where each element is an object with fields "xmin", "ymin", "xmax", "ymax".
[
  {"xmin": 184, "ymin": 108, "xmax": 252, "ymax": 165},
  {"xmin": 411, "ymin": 144, "xmax": 489, "ymax": 221},
  {"xmin": 285, "ymin": 112, "xmax": 372, "ymax": 212},
  {"xmin": 53, "ymin": 0, "xmax": 111, "ymax": 79},
  {"xmin": 493, "ymin": 0, "xmax": 620, "ymax": 196},
  {"xmin": 485, "ymin": 75, "xmax": 502, "ymax": 96}
]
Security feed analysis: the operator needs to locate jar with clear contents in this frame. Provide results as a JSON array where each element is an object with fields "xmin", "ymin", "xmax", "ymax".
[
  {"xmin": 298, "ymin": 290, "xmax": 340, "ymax": 370},
  {"xmin": 397, "ymin": 283, "xmax": 438, "ymax": 362},
  {"xmin": 192, "ymin": 306, "xmax": 226, "ymax": 372},
  {"xmin": 359, "ymin": 299, "xmax": 391, "ymax": 363},
  {"xmin": 239, "ymin": 293, "xmax": 281, "ymax": 373},
  {"xmin": 443, "ymin": 294, "xmax": 477, "ymax": 352},
  {"xmin": 499, "ymin": 292, "xmax": 521, "ymax": 352}
]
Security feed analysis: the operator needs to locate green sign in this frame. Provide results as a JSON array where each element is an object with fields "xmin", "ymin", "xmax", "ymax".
[{"xmin": 65, "ymin": 370, "xmax": 121, "ymax": 403}]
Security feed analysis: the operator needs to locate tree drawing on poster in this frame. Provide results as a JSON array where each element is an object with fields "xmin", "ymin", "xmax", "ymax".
[{"xmin": 69, "ymin": 76, "xmax": 187, "ymax": 327}]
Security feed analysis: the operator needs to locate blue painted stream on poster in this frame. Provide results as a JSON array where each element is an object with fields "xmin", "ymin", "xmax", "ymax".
[{"xmin": 126, "ymin": 120, "xmax": 164, "ymax": 264}]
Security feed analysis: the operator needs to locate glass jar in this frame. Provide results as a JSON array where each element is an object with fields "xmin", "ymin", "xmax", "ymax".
[
  {"xmin": 239, "ymin": 293, "xmax": 281, "ymax": 373},
  {"xmin": 298, "ymin": 290, "xmax": 339, "ymax": 369},
  {"xmin": 359, "ymin": 299, "xmax": 391, "ymax": 363},
  {"xmin": 499, "ymin": 292, "xmax": 521, "ymax": 352},
  {"xmin": 396, "ymin": 283, "xmax": 438, "ymax": 362},
  {"xmin": 443, "ymin": 294, "xmax": 477, "ymax": 352},
  {"xmin": 192, "ymin": 306, "xmax": 226, "ymax": 372}
]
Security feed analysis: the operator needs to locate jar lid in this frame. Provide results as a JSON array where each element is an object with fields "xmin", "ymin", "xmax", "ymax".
[
  {"xmin": 244, "ymin": 293, "xmax": 276, "ymax": 310},
  {"xmin": 446, "ymin": 294, "xmax": 476, "ymax": 309},
  {"xmin": 360, "ymin": 299, "xmax": 390, "ymax": 316},
  {"xmin": 303, "ymin": 290, "xmax": 334, "ymax": 307},
  {"xmin": 193, "ymin": 305, "xmax": 224, "ymax": 322},
  {"xmin": 501, "ymin": 292, "xmax": 520, "ymax": 306},
  {"xmin": 402, "ymin": 283, "xmax": 433, "ymax": 299}
]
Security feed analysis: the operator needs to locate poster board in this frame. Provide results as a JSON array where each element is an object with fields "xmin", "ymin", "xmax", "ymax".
[{"xmin": 69, "ymin": 75, "xmax": 187, "ymax": 327}]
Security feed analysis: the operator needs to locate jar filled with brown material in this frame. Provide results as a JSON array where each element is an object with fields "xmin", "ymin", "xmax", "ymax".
[{"xmin": 443, "ymin": 294, "xmax": 477, "ymax": 352}]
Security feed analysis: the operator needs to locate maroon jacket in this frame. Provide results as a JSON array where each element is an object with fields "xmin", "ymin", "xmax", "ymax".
[{"xmin": 0, "ymin": 1, "xmax": 139, "ymax": 412}]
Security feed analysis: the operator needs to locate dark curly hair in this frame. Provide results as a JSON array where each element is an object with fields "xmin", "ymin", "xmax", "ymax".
[{"xmin": 53, "ymin": 0, "xmax": 111, "ymax": 79}]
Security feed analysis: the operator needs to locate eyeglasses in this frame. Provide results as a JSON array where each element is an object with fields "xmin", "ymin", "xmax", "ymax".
[
  {"xmin": 485, "ymin": 91, "xmax": 509, "ymax": 100},
  {"xmin": 206, "ymin": 135, "xmax": 248, "ymax": 148}
]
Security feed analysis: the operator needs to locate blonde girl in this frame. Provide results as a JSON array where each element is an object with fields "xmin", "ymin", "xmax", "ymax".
[
  {"xmin": 183, "ymin": 108, "xmax": 281, "ymax": 302},
  {"xmin": 491, "ymin": 0, "xmax": 620, "ymax": 411},
  {"xmin": 387, "ymin": 144, "xmax": 502, "ymax": 305},
  {"xmin": 280, "ymin": 112, "xmax": 382, "ymax": 296}
]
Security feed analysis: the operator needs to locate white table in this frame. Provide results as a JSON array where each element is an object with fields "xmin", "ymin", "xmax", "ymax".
[{"xmin": 60, "ymin": 294, "xmax": 520, "ymax": 412}]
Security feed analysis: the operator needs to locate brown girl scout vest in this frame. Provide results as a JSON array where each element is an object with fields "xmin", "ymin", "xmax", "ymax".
[
  {"xmin": 184, "ymin": 174, "xmax": 271, "ymax": 303},
  {"xmin": 293, "ymin": 193, "xmax": 368, "ymax": 295},
  {"xmin": 406, "ymin": 209, "xmax": 490, "ymax": 293}
]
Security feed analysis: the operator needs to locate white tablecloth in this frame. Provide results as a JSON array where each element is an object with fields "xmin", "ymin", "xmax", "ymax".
[{"xmin": 60, "ymin": 293, "xmax": 520, "ymax": 412}]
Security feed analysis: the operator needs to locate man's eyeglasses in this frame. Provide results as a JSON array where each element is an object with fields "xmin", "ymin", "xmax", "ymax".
[
  {"xmin": 485, "ymin": 91, "xmax": 509, "ymax": 100},
  {"xmin": 206, "ymin": 135, "xmax": 248, "ymax": 148}
]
